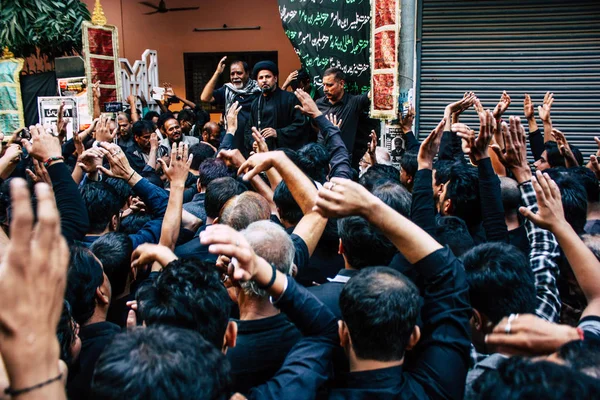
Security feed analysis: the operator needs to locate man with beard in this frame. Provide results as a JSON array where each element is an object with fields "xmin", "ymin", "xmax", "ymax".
[
  {"xmin": 201, "ymin": 57, "xmax": 261, "ymax": 153},
  {"xmin": 116, "ymin": 112, "xmax": 135, "ymax": 150},
  {"xmin": 247, "ymin": 61, "xmax": 308, "ymax": 151},
  {"xmin": 125, "ymin": 120, "xmax": 167, "ymax": 173},
  {"xmin": 159, "ymin": 115, "xmax": 199, "ymax": 155}
]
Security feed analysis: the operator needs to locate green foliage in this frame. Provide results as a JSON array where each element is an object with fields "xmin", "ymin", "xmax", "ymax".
[{"xmin": 0, "ymin": 0, "xmax": 91, "ymax": 58}]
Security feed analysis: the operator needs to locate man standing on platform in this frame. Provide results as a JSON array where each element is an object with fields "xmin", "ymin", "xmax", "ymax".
[
  {"xmin": 316, "ymin": 67, "xmax": 371, "ymax": 168},
  {"xmin": 247, "ymin": 61, "xmax": 308, "ymax": 151},
  {"xmin": 201, "ymin": 57, "xmax": 261, "ymax": 153}
]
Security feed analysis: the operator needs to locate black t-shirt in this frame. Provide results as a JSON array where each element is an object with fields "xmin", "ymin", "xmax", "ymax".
[{"xmin": 226, "ymin": 313, "xmax": 302, "ymax": 394}]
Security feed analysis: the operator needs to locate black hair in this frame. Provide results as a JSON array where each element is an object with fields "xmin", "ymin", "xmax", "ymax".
[
  {"xmin": 545, "ymin": 168, "xmax": 588, "ymax": 235},
  {"xmin": 204, "ymin": 177, "xmax": 248, "ymax": 219},
  {"xmin": 90, "ymin": 233, "xmax": 133, "ymax": 298},
  {"xmin": 445, "ymin": 163, "xmax": 482, "ymax": 229},
  {"xmin": 119, "ymin": 212, "xmax": 152, "ymax": 235},
  {"xmin": 338, "ymin": 216, "xmax": 396, "ymax": 269},
  {"xmin": 143, "ymin": 111, "xmax": 160, "ymax": 121},
  {"xmin": 297, "ymin": 143, "xmax": 329, "ymax": 183},
  {"xmin": 323, "ymin": 67, "xmax": 346, "ymax": 81},
  {"xmin": 132, "ymin": 120, "xmax": 154, "ymax": 137},
  {"xmin": 435, "ymin": 216, "xmax": 475, "ymax": 257},
  {"xmin": 570, "ymin": 166, "xmax": 599, "ymax": 203},
  {"xmin": 372, "ymin": 181, "xmax": 411, "ymax": 218},
  {"xmin": 461, "ymin": 242, "xmax": 536, "ymax": 324},
  {"xmin": 433, "ymin": 160, "xmax": 454, "ymax": 186},
  {"xmin": 91, "ymin": 325, "xmax": 232, "ymax": 400},
  {"xmin": 198, "ymin": 158, "xmax": 230, "ymax": 189},
  {"xmin": 66, "ymin": 245, "xmax": 105, "ymax": 325},
  {"xmin": 80, "ymin": 182, "xmax": 123, "ymax": 234},
  {"xmin": 157, "ymin": 112, "xmax": 176, "ymax": 130},
  {"xmin": 558, "ymin": 339, "xmax": 600, "ymax": 378},
  {"xmin": 472, "ymin": 357, "xmax": 600, "ymax": 399},
  {"xmin": 105, "ymin": 177, "xmax": 133, "ymax": 208},
  {"xmin": 117, "ymin": 112, "xmax": 132, "ymax": 123},
  {"xmin": 400, "ymin": 150, "xmax": 418, "ymax": 177},
  {"xmin": 359, "ymin": 164, "xmax": 401, "ymax": 191},
  {"xmin": 544, "ymin": 141, "xmax": 566, "ymax": 168},
  {"xmin": 340, "ymin": 267, "xmax": 420, "ymax": 361},
  {"xmin": 500, "ymin": 176, "xmax": 522, "ymax": 212},
  {"xmin": 177, "ymin": 108, "xmax": 195, "ymax": 124},
  {"xmin": 230, "ymin": 60, "xmax": 249, "ymax": 73},
  {"xmin": 273, "ymin": 181, "xmax": 303, "ymax": 225},
  {"xmin": 189, "ymin": 143, "xmax": 216, "ymax": 171},
  {"xmin": 137, "ymin": 259, "xmax": 232, "ymax": 349},
  {"xmin": 57, "ymin": 300, "xmax": 77, "ymax": 366}
]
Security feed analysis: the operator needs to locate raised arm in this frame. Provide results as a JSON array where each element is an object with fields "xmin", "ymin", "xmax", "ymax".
[
  {"xmin": 200, "ymin": 56, "xmax": 227, "ymax": 103},
  {"xmin": 127, "ymin": 95, "xmax": 140, "ymax": 123},
  {"xmin": 538, "ymin": 91, "xmax": 554, "ymax": 143},
  {"xmin": 491, "ymin": 117, "xmax": 561, "ymax": 322},
  {"xmin": 520, "ymin": 170, "xmax": 600, "ymax": 319}
]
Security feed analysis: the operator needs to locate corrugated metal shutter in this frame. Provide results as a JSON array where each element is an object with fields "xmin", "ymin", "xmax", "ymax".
[{"xmin": 416, "ymin": 0, "xmax": 600, "ymax": 159}]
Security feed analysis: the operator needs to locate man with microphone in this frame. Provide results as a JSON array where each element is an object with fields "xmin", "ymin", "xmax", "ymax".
[{"xmin": 246, "ymin": 61, "xmax": 309, "ymax": 151}]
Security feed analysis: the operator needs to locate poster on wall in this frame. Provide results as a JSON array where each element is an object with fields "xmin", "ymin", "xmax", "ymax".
[
  {"xmin": 278, "ymin": 0, "xmax": 371, "ymax": 94},
  {"xmin": 37, "ymin": 97, "xmax": 78, "ymax": 140},
  {"xmin": 370, "ymin": 0, "xmax": 401, "ymax": 120},
  {"xmin": 0, "ymin": 57, "xmax": 25, "ymax": 134},
  {"xmin": 58, "ymin": 76, "xmax": 92, "ymax": 129}
]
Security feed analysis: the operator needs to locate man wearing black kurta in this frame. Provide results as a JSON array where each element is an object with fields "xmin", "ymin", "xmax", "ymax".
[{"xmin": 246, "ymin": 61, "xmax": 309, "ymax": 151}]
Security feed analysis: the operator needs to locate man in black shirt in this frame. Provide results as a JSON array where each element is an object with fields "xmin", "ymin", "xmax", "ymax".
[
  {"xmin": 226, "ymin": 220, "xmax": 302, "ymax": 394},
  {"xmin": 247, "ymin": 61, "xmax": 308, "ymax": 151},
  {"xmin": 316, "ymin": 67, "xmax": 370, "ymax": 161}
]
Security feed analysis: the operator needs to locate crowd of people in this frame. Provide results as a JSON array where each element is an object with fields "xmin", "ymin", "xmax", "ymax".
[{"xmin": 0, "ymin": 57, "xmax": 600, "ymax": 400}]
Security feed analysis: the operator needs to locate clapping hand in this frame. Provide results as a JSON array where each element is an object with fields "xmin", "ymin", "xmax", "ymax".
[
  {"xmin": 538, "ymin": 92, "xmax": 554, "ymax": 122},
  {"xmin": 492, "ymin": 91, "xmax": 511, "ymax": 119},
  {"xmin": 417, "ymin": 119, "xmax": 445, "ymax": 170},
  {"xmin": 294, "ymin": 89, "xmax": 323, "ymax": 119},
  {"xmin": 490, "ymin": 116, "xmax": 531, "ymax": 183}
]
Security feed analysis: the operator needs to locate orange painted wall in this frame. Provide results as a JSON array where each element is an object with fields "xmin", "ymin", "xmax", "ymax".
[{"xmin": 82, "ymin": 0, "xmax": 301, "ymax": 109}]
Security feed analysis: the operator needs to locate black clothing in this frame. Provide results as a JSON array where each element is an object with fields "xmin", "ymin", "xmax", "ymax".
[
  {"xmin": 439, "ymin": 130, "xmax": 464, "ymax": 162},
  {"xmin": 247, "ymin": 87, "xmax": 309, "ymax": 151},
  {"xmin": 404, "ymin": 130, "xmax": 420, "ymax": 152},
  {"xmin": 308, "ymin": 269, "xmax": 358, "ymax": 318},
  {"xmin": 213, "ymin": 86, "xmax": 260, "ymax": 151},
  {"xmin": 327, "ymin": 247, "xmax": 471, "ymax": 400},
  {"xmin": 315, "ymin": 114, "xmax": 353, "ymax": 180},
  {"xmin": 47, "ymin": 162, "xmax": 89, "ymax": 243},
  {"xmin": 227, "ymin": 314, "xmax": 302, "ymax": 394},
  {"xmin": 478, "ymin": 158, "xmax": 509, "ymax": 243},
  {"xmin": 509, "ymin": 224, "xmax": 531, "ymax": 256},
  {"xmin": 529, "ymin": 128, "xmax": 545, "ymax": 161},
  {"xmin": 67, "ymin": 321, "xmax": 121, "ymax": 399},
  {"xmin": 316, "ymin": 92, "xmax": 370, "ymax": 154}
]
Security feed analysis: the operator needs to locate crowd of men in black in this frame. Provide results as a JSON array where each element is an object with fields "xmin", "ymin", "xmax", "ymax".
[{"xmin": 0, "ymin": 58, "xmax": 600, "ymax": 400}]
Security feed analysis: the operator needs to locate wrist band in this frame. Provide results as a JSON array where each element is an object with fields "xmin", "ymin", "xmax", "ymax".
[
  {"xmin": 258, "ymin": 263, "xmax": 277, "ymax": 291},
  {"xmin": 127, "ymin": 170, "xmax": 136, "ymax": 183},
  {"xmin": 43, "ymin": 156, "xmax": 64, "ymax": 168},
  {"xmin": 4, "ymin": 372, "xmax": 63, "ymax": 396},
  {"xmin": 577, "ymin": 327, "xmax": 585, "ymax": 341}
]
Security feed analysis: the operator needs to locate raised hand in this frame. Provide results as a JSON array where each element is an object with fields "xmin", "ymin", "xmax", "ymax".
[
  {"xmin": 215, "ymin": 56, "xmax": 227, "ymax": 75},
  {"xmin": 0, "ymin": 180, "xmax": 69, "ymax": 391},
  {"xmin": 446, "ymin": 93, "xmax": 476, "ymax": 115},
  {"xmin": 523, "ymin": 93, "xmax": 534, "ymax": 120},
  {"xmin": 92, "ymin": 80, "xmax": 101, "ymax": 99},
  {"xmin": 131, "ymin": 243, "xmax": 177, "ymax": 270},
  {"xmin": 157, "ymin": 142, "xmax": 193, "ymax": 186},
  {"xmin": 473, "ymin": 97, "xmax": 484, "ymax": 114},
  {"xmin": 551, "ymin": 128, "xmax": 578, "ymax": 167},
  {"xmin": 325, "ymin": 113, "xmax": 342, "ymax": 128},
  {"xmin": 55, "ymin": 102, "xmax": 68, "ymax": 141},
  {"xmin": 485, "ymin": 314, "xmax": 581, "ymax": 356},
  {"xmin": 138, "ymin": 91, "xmax": 148, "ymax": 107},
  {"xmin": 455, "ymin": 109, "xmax": 495, "ymax": 163},
  {"xmin": 313, "ymin": 178, "xmax": 373, "ymax": 218},
  {"xmin": 97, "ymin": 142, "xmax": 135, "ymax": 181},
  {"xmin": 20, "ymin": 124, "xmax": 62, "ymax": 162},
  {"xmin": 226, "ymin": 101, "xmax": 242, "ymax": 133},
  {"xmin": 150, "ymin": 132, "xmax": 159, "ymax": 150},
  {"xmin": 294, "ymin": 88, "xmax": 323, "ymax": 119},
  {"xmin": 399, "ymin": 104, "xmax": 415, "ymax": 133},
  {"xmin": 538, "ymin": 91, "xmax": 554, "ymax": 122},
  {"xmin": 2, "ymin": 144, "xmax": 23, "ymax": 165},
  {"xmin": 25, "ymin": 159, "xmax": 51, "ymax": 185},
  {"xmin": 519, "ymin": 170, "xmax": 567, "ymax": 232},
  {"xmin": 238, "ymin": 151, "xmax": 281, "ymax": 181},
  {"xmin": 367, "ymin": 130, "xmax": 378, "ymax": 165},
  {"xmin": 95, "ymin": 115, "xmax": 116, "ymax": 142},
  {"xmin": 77, "ymin": 148, "xmax": 104, "ymax": 173},
  {"xmin": 218, "ymin": 149, "xmax": 246, "ymax": 170},
  {"xmin": 417, "ymin": 119, "xmax": 445, "ymax": 170},
  {"xmin": 283, "ymin": 70, "xmax": 299, "ymax": 88},
  {"xmin": 490, "ymin": 116, "xmax": 530, "ymax": 183},
  {"xmin": 588, "ymin": 137, "xmax": 600, "ymax": 179},
  {"xmin": 251, "ymin": 128, "xmax": 269, "ymax": 153},
  {"xmin": 492, "ymin": 91, "xmax": 511, "ymax": 119}
]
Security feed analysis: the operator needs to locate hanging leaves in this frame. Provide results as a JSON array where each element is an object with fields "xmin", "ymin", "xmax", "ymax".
[{"xmin": 0, "ymin": 0, "xmax": 91, "ymax": 58}]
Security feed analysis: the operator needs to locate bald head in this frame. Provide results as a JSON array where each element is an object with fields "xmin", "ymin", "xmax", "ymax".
[
  {"xmin": 218, "ymin": 192, "xmax": 270, "ymax": 231},
  {"xmin": 202, "ymin": 122, "xmax": 221, "ymax": 148}
]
